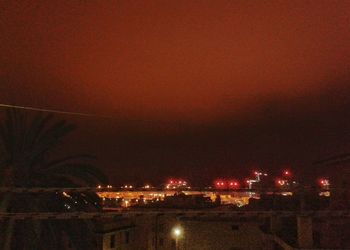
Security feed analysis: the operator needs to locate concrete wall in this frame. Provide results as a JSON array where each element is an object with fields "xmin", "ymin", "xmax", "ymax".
[
  {"xmin": 178, "ymin": 219, "xmax": 271, "ymax": 250},
  {"xmin": 101, "ymin": 229, "xmax": 135, "ymax": 250},
  {"xmin": 97, "ymin": 213, "xmax": 350, "ymax": 250}
]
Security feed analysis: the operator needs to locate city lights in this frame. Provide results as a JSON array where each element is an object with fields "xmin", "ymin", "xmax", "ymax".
[
  {"xmin": 276, "ymin": 179, "xmax": 286, "ymax": 186},
  {"xmin": 215, "ymin": 180, "xmax": 226, "ymax": 189},
  {"xmin": 245, "ymin": 170, "xmax": 269, "ymax": 189},
  {"xmin": 165, "ymin": 179, "xmax": 189, "ymax": 190},
  {"xmin": 95, "ymin": 169, "xmax": 329, "ymax": 193},
  {"xmin": 229, "ymin": 181, "xmax": 239, "ymax": 187},
  {"xmin": 215, "ymin": 180, "xmax": 240, "ymax": 189},
  {"xmin": 319, "ymin": 178, "xmax": 330, "ymax": 188},
  {"xmin": 284, "ymin": 171, "xmax": 289, "ymax": 175},
  {"xmin": 62, "ymin": 191, "xmax": 71, "ymax": 198},
  {"xmin": 273, "ymin": 169, "xmax": 298, "ymax": 188},
  {"xmin": 96, "ymin": 169, "xmax": 331, "ymax": 209}
]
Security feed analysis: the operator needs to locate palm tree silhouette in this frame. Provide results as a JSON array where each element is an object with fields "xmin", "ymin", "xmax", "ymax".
[{"xmin": 0, "ymin": 109, "xmax": 108, "ymax": 249}]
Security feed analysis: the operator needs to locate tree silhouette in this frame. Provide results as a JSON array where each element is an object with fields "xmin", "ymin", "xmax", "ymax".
[{"xmin": 0, "ymin": 109, "xmax": 108, "ymax": 249}]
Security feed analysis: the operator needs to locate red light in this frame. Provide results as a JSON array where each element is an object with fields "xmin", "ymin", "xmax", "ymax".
[
  {"xmin": 318, "ymin": 178, "xmax": 329, "ymax": 187},
  {"xmin": 214, "ymin": 180, "xmax": 227, "ymax": 189},
  {"xmin": 227, "ymin": 180, "xmax": 239, "ymax": 189}
]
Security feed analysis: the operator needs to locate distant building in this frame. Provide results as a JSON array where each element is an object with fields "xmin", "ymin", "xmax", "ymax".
[
  {"xmin": 161, "ymin": 192, "xmax": 214, "ymax": 208},
  {"xmin": 313, "ymin": 153, "xmax": 350, "ymax": 209}
]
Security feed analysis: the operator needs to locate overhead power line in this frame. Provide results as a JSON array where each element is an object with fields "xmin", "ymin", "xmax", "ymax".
[
  {"xmin": 0, "ymin": 103, "xmax": 110, "ymax": 118},
  {"xmin": 0, "ymin": 103, "xmax": 181, "ymax": 125},
  {"xmin": 313, "ymin": 152, "xmax": 350, "ymax": 166}
]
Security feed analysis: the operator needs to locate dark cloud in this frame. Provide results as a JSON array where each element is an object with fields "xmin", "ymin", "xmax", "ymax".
[
  {"xmin": 50, "ymin": 79, "xmax": 350, "ymax": 185},
  {"xmin": 1, "ymin": 1, "xmax": 350, "ymax": 185}
]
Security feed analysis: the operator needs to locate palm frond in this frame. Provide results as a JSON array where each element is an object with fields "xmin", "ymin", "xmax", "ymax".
[{"xmin": 0, "ymin": 109, "xmax": 108, "ymax": 249}]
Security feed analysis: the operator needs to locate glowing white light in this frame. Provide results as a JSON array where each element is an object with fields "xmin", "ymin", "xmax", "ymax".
[
  {"xmin": 62, "ymin": 192, "xmax": 71, "ymax": 198},
  {"xmin": 172, "ymin": 226, "xmax": 183, "ymax": 238}
]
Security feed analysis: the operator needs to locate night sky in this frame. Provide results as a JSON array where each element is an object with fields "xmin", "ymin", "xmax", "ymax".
[{"xmin": 1, "ymin": 1, "xmax": 350, "ymax": 185}]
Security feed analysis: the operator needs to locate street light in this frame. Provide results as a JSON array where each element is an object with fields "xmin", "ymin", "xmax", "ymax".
[
  {"xmin": 172, "ymin": 226, "xmax": 183, "ymax": 250},
  {"xmin": 173, "ymin": 227, "xmax": 181, "ymax": 237}
]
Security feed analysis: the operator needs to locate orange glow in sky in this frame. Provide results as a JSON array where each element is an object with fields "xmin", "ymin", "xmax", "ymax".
[{"xmin": 1, "ymin": 1, "xmax": 350, "ymax": 122}]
